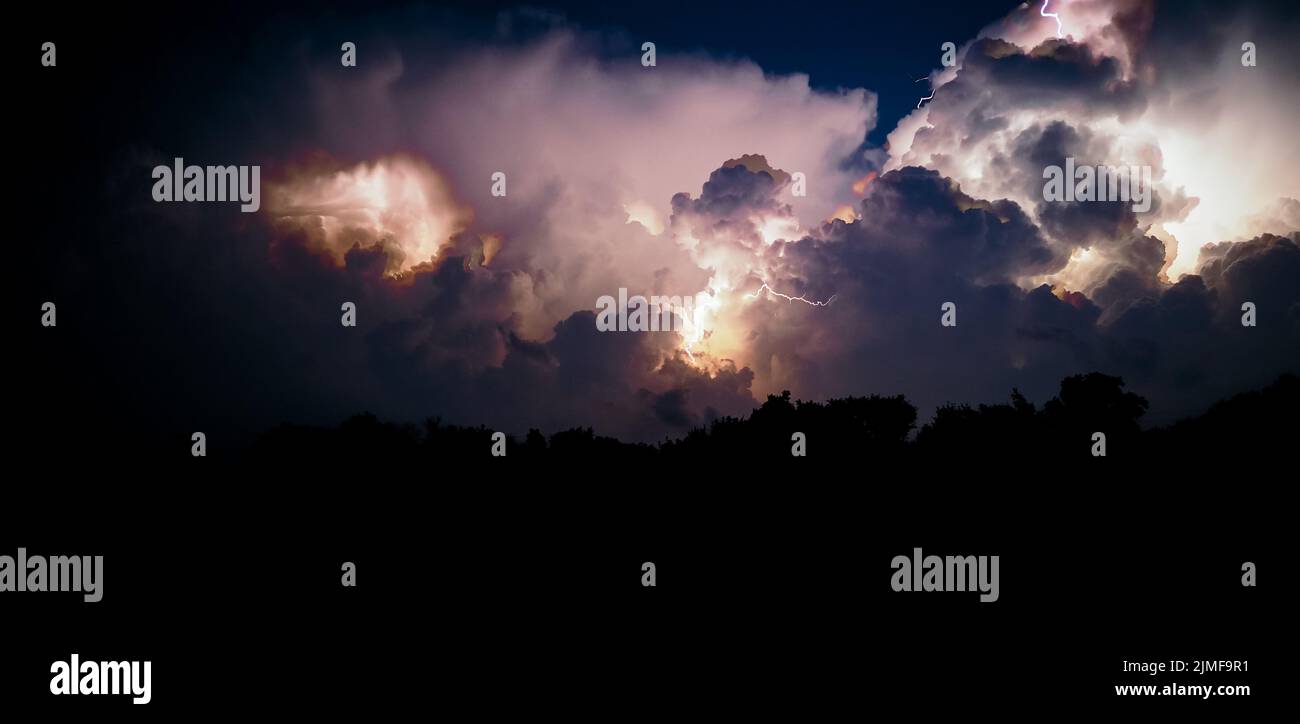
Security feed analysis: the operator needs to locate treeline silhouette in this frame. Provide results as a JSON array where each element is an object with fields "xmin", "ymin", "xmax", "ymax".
[{"xmin": 240, "ymin": 372, "xmax": 1297, "ymax": 464}]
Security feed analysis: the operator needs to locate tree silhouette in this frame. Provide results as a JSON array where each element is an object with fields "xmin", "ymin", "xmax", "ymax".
[{"xmin": 236, "ymin": 373, "xmax": 1295, "ymax": 465}]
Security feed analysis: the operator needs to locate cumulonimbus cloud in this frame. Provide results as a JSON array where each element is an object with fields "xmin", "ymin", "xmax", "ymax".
[{"xmin": 101, "ymin": 2, "xmax": 1298, "ymax": 442}]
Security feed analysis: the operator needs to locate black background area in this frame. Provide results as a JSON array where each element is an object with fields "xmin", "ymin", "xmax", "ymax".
[
  {"xmin": 3, "ymin": 0, "xmax": 1285, "ymax": 716},
  {"xmin": 1, "ymin": 479, "xmax": 1279, "ymax": 715}
]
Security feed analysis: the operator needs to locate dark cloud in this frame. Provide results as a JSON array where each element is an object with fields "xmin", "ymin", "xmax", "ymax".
[
  {"xmin": 17, "ymin": 0, "xmax": 1298, "ymax": 451},
  {"xmin": 678, "ymin": 158, "xmax": 1297, "ymax": 426},
  {"xmin": 973, "ymin": 37, "xmax": 1146, "ymax": 117}
]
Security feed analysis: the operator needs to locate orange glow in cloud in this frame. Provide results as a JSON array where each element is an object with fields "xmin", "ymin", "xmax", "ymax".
[
  {"xmin": 851, "ymin": 171, "xmax": 878, "ymax": 196},
  {"xmin": 267, "ymin": 155, "xmax": 471, "ymax": 276},
  {"xmin": 828, "ymin": 204, "xmax": 858, "ymax": 223}
]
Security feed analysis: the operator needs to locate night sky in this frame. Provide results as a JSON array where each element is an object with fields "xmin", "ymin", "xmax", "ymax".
[{"xmin": 16, "ymin": 0, "xmax": 1300, "ymax": 448}]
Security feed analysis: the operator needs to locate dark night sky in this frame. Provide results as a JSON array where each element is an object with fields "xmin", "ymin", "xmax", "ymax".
[{"xmin": 14, "ymin": 0, "xmax": 1300, "ymax": 447}]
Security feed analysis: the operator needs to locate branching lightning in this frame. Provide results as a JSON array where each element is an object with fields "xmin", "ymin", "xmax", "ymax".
[
  {"xmin": 1040, "ymin": 0, "xmax": 1063, "ymax": 39},
  {"xmin": 746, "ymin": 283, "xmax": 837, "ymax": 306},
  {"xmin": 915, "ymin": 75, "xmax": 934, "ymax": 109}
]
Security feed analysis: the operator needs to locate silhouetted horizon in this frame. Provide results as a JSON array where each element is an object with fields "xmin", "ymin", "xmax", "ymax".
[{"xmin": 227, "ymin": 371, "xmax": 1297, "ymax": 462}]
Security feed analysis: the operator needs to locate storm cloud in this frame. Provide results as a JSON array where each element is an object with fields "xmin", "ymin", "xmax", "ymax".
[{"xmin": 23, "ymin": 0, "xmax": 1298, "ymax": 445}]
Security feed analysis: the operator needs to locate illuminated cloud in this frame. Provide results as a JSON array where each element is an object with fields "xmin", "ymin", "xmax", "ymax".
[
  {"xmin": 266, "ymin": 155, "xmax": 472, "ymax": 275},
  {"xmin": 67, "ymin": 2, "xmax": 1298, "ymax": 442},
  {"xmin": 887, "ymin": 0, "xmax": 1299, "ymax": 283},
  {"xmin": 245, "ymin": 2, "xmax": 1297, "ymax": 433}
]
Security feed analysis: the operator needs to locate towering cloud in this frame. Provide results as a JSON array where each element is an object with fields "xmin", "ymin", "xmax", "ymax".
[{"xmin": 49, "ymin": 1, "xmax": 1298, "ymax": 443}]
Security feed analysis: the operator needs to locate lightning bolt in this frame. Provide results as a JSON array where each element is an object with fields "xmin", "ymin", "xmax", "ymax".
[
  {"xmin": 1040, "ymin": 0, "xmax": 1063, "ymax": 39},
  {"xmin": 746, "ymin": 284, "xmax": 837, "ymax": 307},
  {"xmin": 915, "ymin": 75, "xmax": 934, "ymax": 109},
  {"xmin": 678, "ymin": 283, "xmax": 835, "ymax": 365}
]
